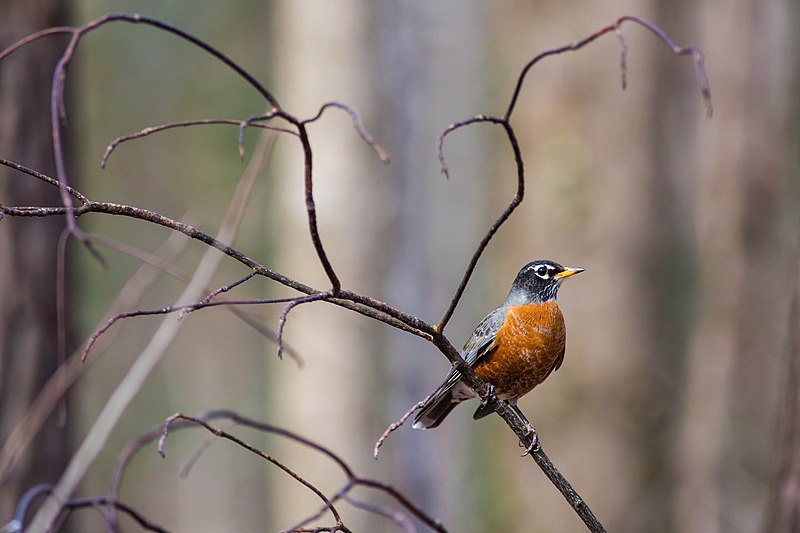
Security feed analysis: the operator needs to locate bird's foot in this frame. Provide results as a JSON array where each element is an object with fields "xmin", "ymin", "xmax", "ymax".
[
  {"xmin": 519, "ymin": 423, "xmax": 540, "ymax": 457},
  {"xmin": 480, "ymin": 384, "xmax": 497, "ymax": 407}
]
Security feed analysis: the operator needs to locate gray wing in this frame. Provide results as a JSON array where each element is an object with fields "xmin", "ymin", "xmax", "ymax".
[
  {"xmin": 412, "ymin": 305, "xmax": 507, "ymax": 429},
  {"xmin": 439, "ymin": 305, "xmax": 507, "ymax": 392}
]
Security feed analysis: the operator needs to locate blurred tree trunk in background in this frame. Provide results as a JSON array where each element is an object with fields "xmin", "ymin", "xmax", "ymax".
[
  {"xmin": 270, "ymin": 2, "xmax": 381, "ymax": 530},
  {"xmin": 372, "ymin": 2, "xmax": 486, "ymax": 530},
  {"xmin": 675, "ymin": 1, "xmax": 798, "ymax": 532},
  {"xmin": 270, "ymin": 2, "xmax": 487, "ymax": 530},
  {"xmin": 0, "ymin": 0, "xmax": 71, "ymax": 522},
  {"xmin": 762, "ymin": 255, "xmax": 800, "ymax": 532}
]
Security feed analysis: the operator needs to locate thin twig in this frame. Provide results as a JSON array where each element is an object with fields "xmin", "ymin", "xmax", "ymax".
[
  {"xmin": 0, "ymin": 27, "xmax": 73, "ymax": 62},
  {"xmin": 155, "ymin": 411, "xmax": 445, "ymax": 533},
  {"xmin": 201, "ymin": 271, "xmax": 258, "ymax": 301},
  {"xmin": 82, "ymin": 296, "xmax": 305, "ymax": 362},
  {"xmin": 2, "ymin": 484, "xmax": 169, "ymax": 533},
  {"xmin": 343, "ymin": 495, "xmax": 416, "ymax": 533},
  {"xmin": 303, "ymin": 102, "xmax": 390, "ymax": 164},
  {"xmin": 436, "ymin": 118, "xmax": 524, "ymax": 332},
  {"xmin": 374, "ymin": 377, "xmax": 450, "ymax": 459},
  {"xmin": 276, "ymin": 293, "xmax": 329, "ymax": 359},
  {"xmin": 158, "ymin": 413, "xmax": 348, "ymax": 531},
  {"xmin": 505, "ymin": 15, "xmax": 712, "ymax": 119},
  {"xmin": 102, "ymin": 119, "xmax": 295, "ymax": 168},
  {"xmin": 0, "ymin": 157, "xmax": 88, "ymax": 203}
]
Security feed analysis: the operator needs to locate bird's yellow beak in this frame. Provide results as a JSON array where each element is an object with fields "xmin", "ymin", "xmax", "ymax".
[{"xmin": 553, "ymin": 266, "xmax": 585, "ymax": 280}]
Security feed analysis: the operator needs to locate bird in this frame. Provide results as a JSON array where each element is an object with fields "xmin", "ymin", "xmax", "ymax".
[{"xmin": 412, "ymin": 259, "xmax": 583, "ymax": 454}]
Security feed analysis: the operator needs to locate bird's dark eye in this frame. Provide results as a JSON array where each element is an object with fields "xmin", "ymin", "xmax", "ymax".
[{"xmin": 535, "ymin": 265, "xmax": 549, "ymax": 278}]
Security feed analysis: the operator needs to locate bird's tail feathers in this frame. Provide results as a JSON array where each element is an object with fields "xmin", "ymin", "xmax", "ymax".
[{"xmin": 412, "ymin": 388, "xmax": 459, "ymax": 429}]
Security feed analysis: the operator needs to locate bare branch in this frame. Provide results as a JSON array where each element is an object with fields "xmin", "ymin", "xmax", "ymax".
[
  {"xmin": 194, "ymin": 271, "xmax": 258, "ymax": 305},
  {"xmin": 304, "ymin": 102, "xmax": 390, "ymax": 164},
  {"xmin": 152, "ymin": 411, "xmax": 445, "ymax": 533},
  {"xmin": 0, "ymin": 157, "xmax": 88, "ymax": 203},
  {"xmin": 436, "ymin": 117, "xmax": 524, "ymax": 332},
  {"xmin": 2, "ymin": 196, "xmax": 434, "ymax": 342},
  {"xmin": 276, "ymin": 293, "xmax": 329, "ymax": 359},
  {"xmin": 3, "ymin": 484, "xmax": 169, "ymax": 533},
  {"xmin": 296, "ymin": 121, "xmax": 341, "ymax": 293},
  {"xmin": 374, "ymin": 377, "xmax": 451, "ymax": 459},
  {"xmin": 343, "ymin": 495, "xmax": 416, "ymax": 533},
  {"xmin": 0, "ymin": 27, "xmax": 73, "ymax": 62},
  {"xmin": 79, "ymin": 237, "xmax": 303, "ymax": 365},
  {"xmin": 158, "ymin": 413, "xmax": 349, "ymax": 531},
  {"xmin": 102, "ymin": 119, "xmax": 295, "ymax": 168},
  {"xmin": 81, "ymin": 295, "xmax": 306, "ymax": 362},
  {"xmin": 505, "ymin": 15, "xmax": 712, "ymax": 119}
]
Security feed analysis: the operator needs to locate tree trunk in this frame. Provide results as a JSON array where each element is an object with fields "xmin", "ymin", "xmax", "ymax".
[{"xmin": 0, "ymin": 0, "xmax": 72, "ymax": 523}]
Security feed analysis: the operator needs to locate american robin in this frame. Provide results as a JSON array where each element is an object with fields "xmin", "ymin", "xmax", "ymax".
[{"xmin": 412, "ymin": 260, "xmax": 583, "ymax": 454}]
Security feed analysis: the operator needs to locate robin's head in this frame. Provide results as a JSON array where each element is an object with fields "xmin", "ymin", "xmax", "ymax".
[{"xmin": 508, "ymin": 260, "xmax": 584, "ymax": 303}]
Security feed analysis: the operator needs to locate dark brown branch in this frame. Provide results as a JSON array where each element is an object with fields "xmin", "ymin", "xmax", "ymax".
[
  {"xmin": 1, "ymin": 198, "xmax": 434, "ymax": 341},
  {"xmin": 0, "ymin": 27, "xmax": 73, "ymax": 62},
  {"xmin": 436, "ymin": 118, "xmax": 524, "ymax": 332},
  {"xmin": 296, "ymin": 121, "xmax": 341, "ymax": 293},
  {"xmin": 505, "ymin": 15, "xmax": 712, "ymax": 119},
  {"xmin": 84, "ymin": 235, "xmax": 304, "ymax": 365},
  {"xmin": 197, "ymin": 271, "xmax": 259, "ymax": 305},
  {"xmin": 81, "ymin": 295, "xmax": 309, "ymax": 362},
  {"xmin": 6, "ymin": 484, "xmax": 169, "ymax": 533},
  {"xmin": 276, "ymin": 293, "xmax": 329, "ymax": 359},
  {"xmin": 0, "ymin": 157, "xmax": 88, "ymax": 204},
  {"xmin": 158, "ymin": 413, "xmax": 348, "ymax": 531},
  {"xmin": 102, "ymin": 119, "xmax": 295, "ymax": 168},
  {"xmin": 528, "ymin": 447, "xmax": 606, "ymax": 531},
  {"xmin": 156, "ymin": 411, "xmax": 446, "ymax": 532},
  {"xmin": 303, "ymin": 102, "xmax": 390, "ymax": 164},
  {"xmin": 64, "ymin": 496, "xmax": 170, "ymax": 533}
]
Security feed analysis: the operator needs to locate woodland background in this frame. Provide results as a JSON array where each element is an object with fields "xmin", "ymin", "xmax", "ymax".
[{"xmin": 1, "ymin": 1, "xmax": 798, "ymax": 532}]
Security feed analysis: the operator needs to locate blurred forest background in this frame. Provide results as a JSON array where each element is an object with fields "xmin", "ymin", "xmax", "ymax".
[{"xmin": 1, "ymin": 0, "xmax": 799, "ymax": 532}]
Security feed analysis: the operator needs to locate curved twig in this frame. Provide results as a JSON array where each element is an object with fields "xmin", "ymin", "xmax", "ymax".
[
  {"xmin": 4, "ymin": 484, "xmax": 168, "ymax": 533},
  {"xmin": 303, "ymin": 102, "xmax": 390, "ymax": 164},
  {"xmin": 102, "ymin": 119, "xmax": 295, "ymax": 168},
  {"xmin": 506, "ymin": 15, "xmax": 711, "ymax": 119},
  {"xmin": 158, "ymin": 413, "xmax": 349, "ymax": 531},
  {"xmin": 436, "ymin": 118, "xmax": 524, "ymax": 332},
  {"xmin": 276, "ymin": 293, "xmax": 329, "ymax": 359},
  {"xmin": 81, "ymin": 295, "xmax": 306, "ymax": 362}
]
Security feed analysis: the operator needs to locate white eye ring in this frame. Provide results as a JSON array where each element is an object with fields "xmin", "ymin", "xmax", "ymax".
[{"xmin": 534, "ymin": 265, "xmax": 552, "ymax": 279}]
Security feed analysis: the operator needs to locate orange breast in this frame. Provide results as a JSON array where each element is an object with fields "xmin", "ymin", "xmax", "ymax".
[{"xmin": 473, "ymin": 300, "xmax": 566, "ymax": 399}]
